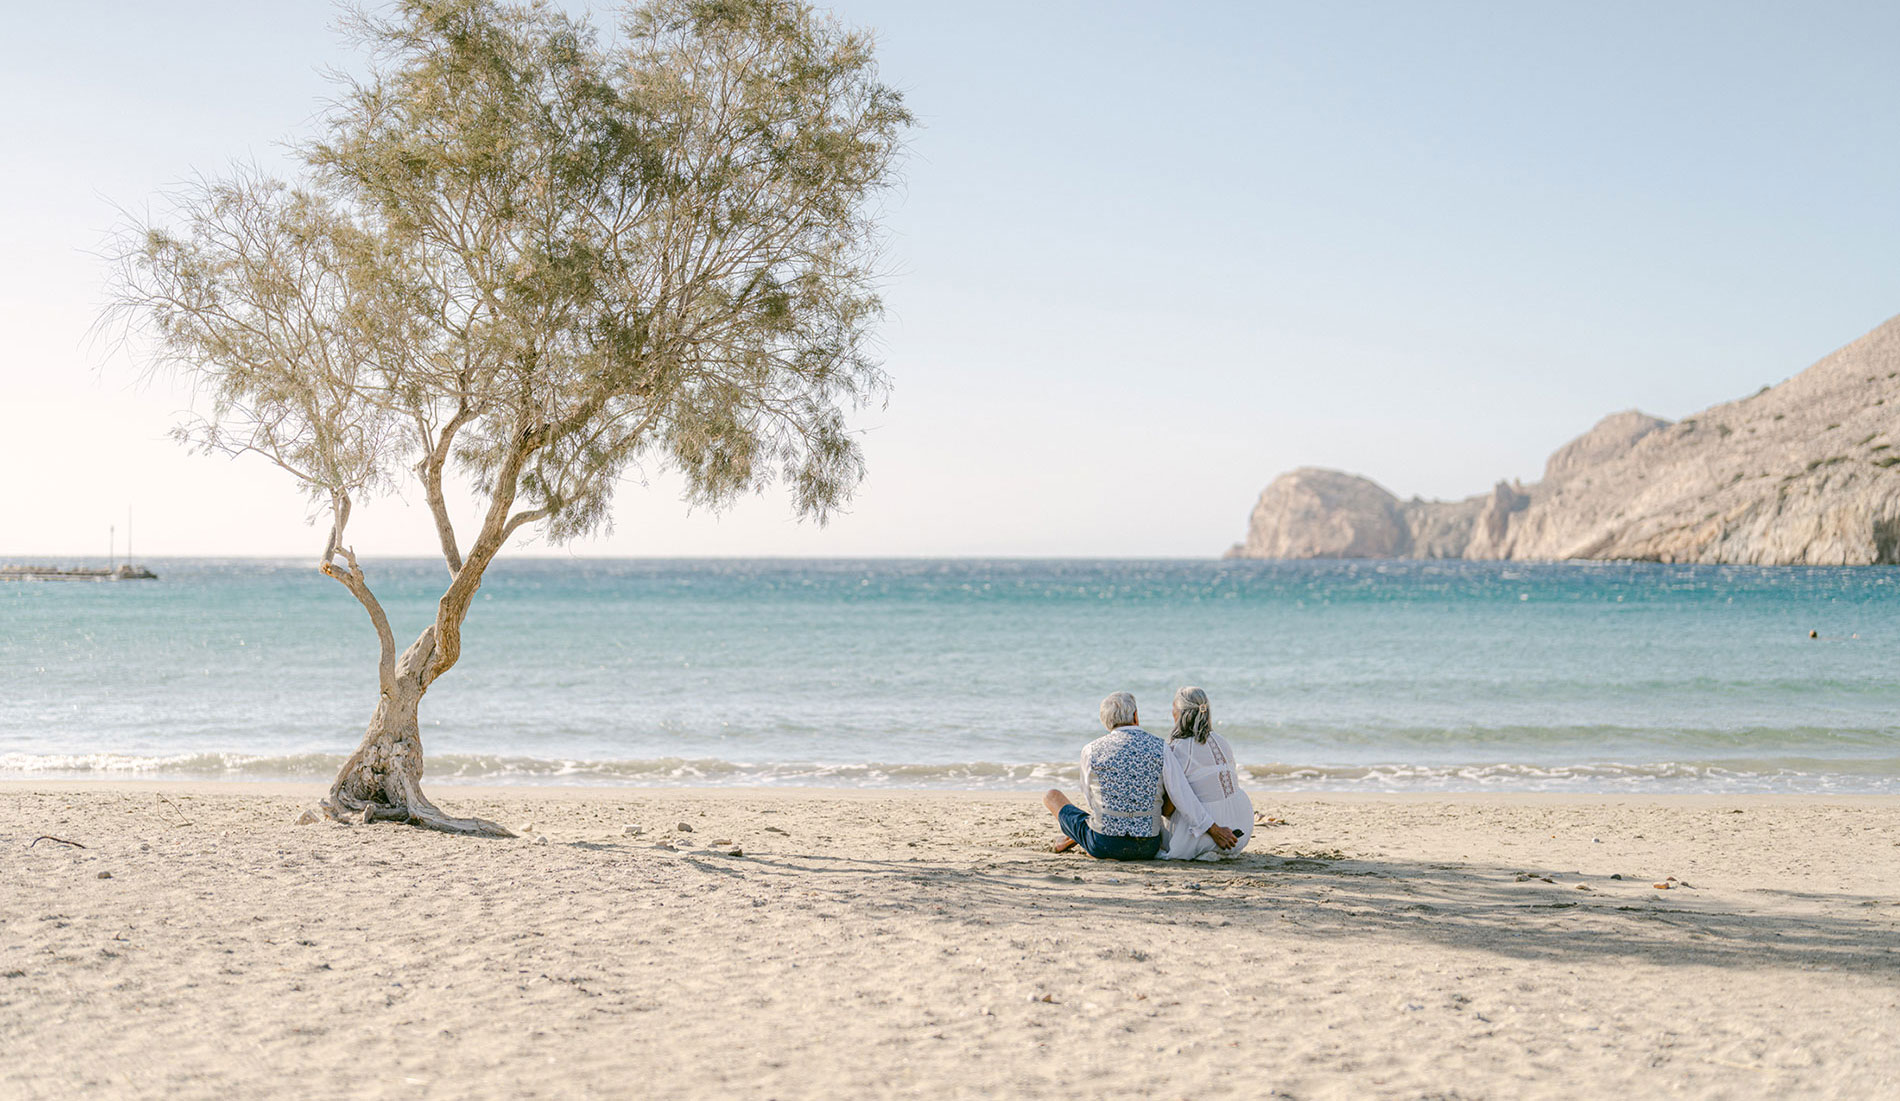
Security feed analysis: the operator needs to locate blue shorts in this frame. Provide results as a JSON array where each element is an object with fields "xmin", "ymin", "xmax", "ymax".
[{"xmin": 1059, "ymin": 804, "xmax": 1161, "ymax": 861}]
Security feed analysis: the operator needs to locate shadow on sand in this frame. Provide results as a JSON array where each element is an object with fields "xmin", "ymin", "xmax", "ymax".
[{"xmin": 706, "ymin": 845, "xmax": 1900, "ymax": 976}]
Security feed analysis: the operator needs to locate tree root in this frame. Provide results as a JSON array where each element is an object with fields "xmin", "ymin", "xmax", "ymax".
[{"xmin": 315, "ymin": 775, "xmax": 514, "ymax": 838}]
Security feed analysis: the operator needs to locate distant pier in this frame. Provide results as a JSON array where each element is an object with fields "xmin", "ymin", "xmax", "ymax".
[{"xmin": 1, "ymin": 564, "xmax": 158, "ymax": 582}]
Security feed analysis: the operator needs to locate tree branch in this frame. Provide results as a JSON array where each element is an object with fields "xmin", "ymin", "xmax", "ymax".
[
  {"xmin": 317, "ymin": 491, "xmax": 398, "ymax": 694},
  {"xmin": 415, "ymin": 401, "xmax": 475, "ymax": 576},
  {"xmin": 503, "ymin": 506, "xmax": 551, "ymax": 539},
  {"xmin": 426, "ymin": 425, "xmax": 543, "ymax": 683}
]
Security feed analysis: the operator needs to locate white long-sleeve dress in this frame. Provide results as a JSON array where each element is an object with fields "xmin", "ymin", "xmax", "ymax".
[{"xmin": 1159, "ymin": 732, "xmax": 1254, "ymax": 860}]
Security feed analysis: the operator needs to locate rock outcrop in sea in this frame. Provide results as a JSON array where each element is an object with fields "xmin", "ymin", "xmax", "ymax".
[{"xmin": 1228, "ymin": 315, "xmax": 1900, "ymax": 564}]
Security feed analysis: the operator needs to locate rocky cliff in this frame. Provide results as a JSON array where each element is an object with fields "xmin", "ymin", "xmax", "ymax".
[
  {"xmin": 1228, "ymin": 314, "xmax": 1900, "ymax": 564},
  {"xmin": 1239, "ymin": 467, "xmax": 1413, "ymax": 558}
]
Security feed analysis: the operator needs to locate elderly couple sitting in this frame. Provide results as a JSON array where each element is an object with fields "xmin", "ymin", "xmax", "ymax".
[{"xmin": 1043, "ymin": 687, "xmax": 1254, "ymax": 861}]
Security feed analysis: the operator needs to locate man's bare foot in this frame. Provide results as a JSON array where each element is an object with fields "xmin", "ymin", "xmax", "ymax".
[{"xmin": 1049, "ymin": 837, "xmax": 1078, "ymax": 853}]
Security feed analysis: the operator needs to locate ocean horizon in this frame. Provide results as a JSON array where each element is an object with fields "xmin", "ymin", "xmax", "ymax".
[{"xmin": 4, "ymin": 556, "xmax": 1896, "ymax": 793}]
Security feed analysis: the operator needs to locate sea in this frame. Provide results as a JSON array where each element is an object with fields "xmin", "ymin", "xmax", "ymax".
[{"xmin": 2, "ymin": 558, "xmax": 1896, "ymax": 793}]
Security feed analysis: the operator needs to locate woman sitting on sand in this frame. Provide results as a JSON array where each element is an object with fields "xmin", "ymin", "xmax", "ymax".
[{"xmin": 1160, "ymin": 686, "xmax": 1254, "ymax": 860}]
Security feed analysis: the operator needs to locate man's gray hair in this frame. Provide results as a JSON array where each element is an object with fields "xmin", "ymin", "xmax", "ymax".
[{"xmin": 1099, "ymin": 691, "xmax": 1139, "ymax": 730}]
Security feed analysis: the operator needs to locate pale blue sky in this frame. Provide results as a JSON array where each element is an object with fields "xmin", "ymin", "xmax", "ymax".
[{"xmin": 6, "ymin": 2, "xmax": 1900, "ymax": 557}]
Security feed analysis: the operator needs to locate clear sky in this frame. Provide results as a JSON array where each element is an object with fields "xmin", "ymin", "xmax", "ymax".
[{"xmin": 7, "ymin": 1, "xmax": 1900, "ymax": 559}]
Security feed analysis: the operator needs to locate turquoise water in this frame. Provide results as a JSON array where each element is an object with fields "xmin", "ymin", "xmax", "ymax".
[{"xmin": 2, "ymin": 558, "xmax": 1896, "ymax": 791}]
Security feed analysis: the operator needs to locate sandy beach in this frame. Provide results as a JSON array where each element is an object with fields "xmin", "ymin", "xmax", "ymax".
[{"xmin": 4, "ymin": 783, "xmax": 1899, "ymax": 1099}]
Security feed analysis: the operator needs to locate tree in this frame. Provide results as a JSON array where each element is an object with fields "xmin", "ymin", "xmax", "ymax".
[{"xmin": 105, "ymin": 0, "xmax": 910, "ymax": 835}]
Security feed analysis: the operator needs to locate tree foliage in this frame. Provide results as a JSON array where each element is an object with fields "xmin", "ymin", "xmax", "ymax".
[{"xmin": 121, "ymin": 0, "xmax": 908, "ymax": 544}]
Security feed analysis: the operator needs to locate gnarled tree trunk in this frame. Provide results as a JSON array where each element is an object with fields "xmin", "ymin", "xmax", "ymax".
[
  {"xmin": 318, "ymin": 628, "xmax": 512, "ymax": 836},
  {"xmin": 309, "ymin": 465, "xmax": 534, "ymax": 837}
]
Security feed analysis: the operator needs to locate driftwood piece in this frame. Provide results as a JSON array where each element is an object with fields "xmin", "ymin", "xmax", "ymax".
[
  {"xmin": 155, "ymin": 792, "xmax": 193, "ymax": 827},
  {"xmin": 29, "ymin": 835, "xmax": 86, "ymax": 849}
]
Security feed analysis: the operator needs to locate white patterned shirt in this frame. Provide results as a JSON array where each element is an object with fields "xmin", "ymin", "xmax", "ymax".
[{"xmin": 1079, "ymin": 725, "xmax": 1216, "ymax": 838}]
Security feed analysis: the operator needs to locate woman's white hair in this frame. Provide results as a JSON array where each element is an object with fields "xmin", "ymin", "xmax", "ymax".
[
  {"xmin": 1099, "ymin": 691, "xmax": 1139, "ymax": 730},
  {"xmin": 1171, "ymin": 686, "xmax": 1212, "ymax": 742}
]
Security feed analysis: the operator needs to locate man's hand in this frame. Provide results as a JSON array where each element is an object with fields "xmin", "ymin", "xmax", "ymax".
[{"xmin": 1207, "ymin": 825, "xmax": 1237, "ymax": 850}]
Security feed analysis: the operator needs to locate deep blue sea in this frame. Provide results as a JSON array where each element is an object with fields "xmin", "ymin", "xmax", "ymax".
[{"xmin": 2, "ymin": 558, "xmax": 1897, "ymax": 792}]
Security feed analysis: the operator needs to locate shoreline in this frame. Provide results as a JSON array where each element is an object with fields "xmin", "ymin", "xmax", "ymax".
[
  {"xmin": 9, "ymin": 759, "xmax": 1900, "ymax": 797},
  {"xmin": 7, "ymin": 783, "xmax": 1899, "ymax": 1097},
  {"xmin": 8, "ymin": 777, "xmax": 1900, "ymax": 806}
]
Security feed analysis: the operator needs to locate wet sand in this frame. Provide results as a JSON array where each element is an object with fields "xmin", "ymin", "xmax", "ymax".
[{"xmin": 4, "ymin": 783, "xmax": 1899, "ymax": 1099}]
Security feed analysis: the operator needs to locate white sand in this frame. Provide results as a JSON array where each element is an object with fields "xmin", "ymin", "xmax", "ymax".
[{"xmin": 5, "ymin": 783, "xmax": 1900, "ymax": 1099}]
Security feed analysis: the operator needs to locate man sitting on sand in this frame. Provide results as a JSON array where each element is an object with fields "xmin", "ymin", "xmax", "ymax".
[{"xmin": 1042, "ymin": 691, "xmax": 1238, "ymax": 860}]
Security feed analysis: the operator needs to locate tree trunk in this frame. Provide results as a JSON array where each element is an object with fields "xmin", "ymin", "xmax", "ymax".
[{"xmin": 316, "ymin": 628, "xmax": 513, "ymax": 837}]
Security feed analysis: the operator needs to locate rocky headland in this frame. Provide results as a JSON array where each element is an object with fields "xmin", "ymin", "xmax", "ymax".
[{"xmin": 1229, "ymin": 315, "xmax": 1900, "ymax": 564}]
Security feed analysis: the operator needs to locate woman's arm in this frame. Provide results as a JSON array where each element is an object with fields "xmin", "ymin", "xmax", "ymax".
[{"xmin": 1161, "ymin": 751, "xmax": 1217, "ymax": 839}]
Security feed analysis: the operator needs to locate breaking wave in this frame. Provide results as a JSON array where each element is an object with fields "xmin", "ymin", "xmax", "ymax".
[{"xmin": 5, "ymin": 751, "xmax": 1900, "ymax": 793}]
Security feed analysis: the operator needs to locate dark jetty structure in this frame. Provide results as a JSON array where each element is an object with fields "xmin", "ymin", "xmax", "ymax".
[{"xmin": 1, "ymin": 563, "xmax": 158, "ymax": 581}]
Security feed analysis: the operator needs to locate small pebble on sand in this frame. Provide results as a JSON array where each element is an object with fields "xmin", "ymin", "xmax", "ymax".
[
  {"xmin": 676, "ymin": 822, "xmax": 694, "ymax": 833},
  {"xmin": 622, "ymin": 824, "xmax": 644, "ymax": 836},
  {"xmin": 97, "ymin": 871, "xmax": 112, "ymax": 879}
]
